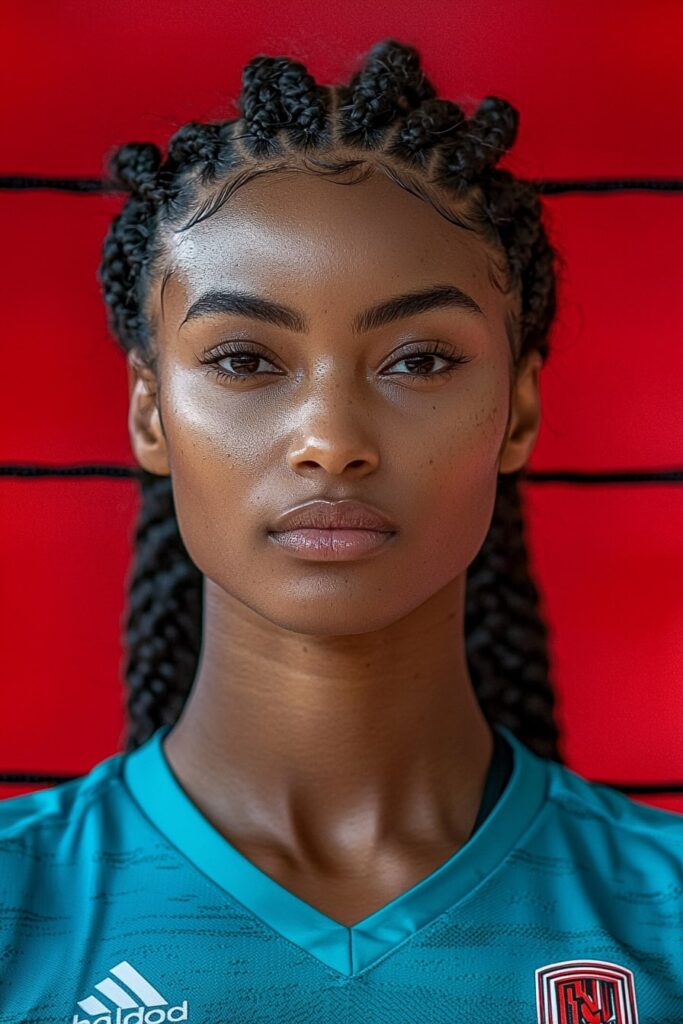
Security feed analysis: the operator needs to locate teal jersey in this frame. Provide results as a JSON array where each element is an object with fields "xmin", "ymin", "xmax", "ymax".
[{"xmin": 1, "ymin": 723, "xmax": 682, "ymax": 1023}]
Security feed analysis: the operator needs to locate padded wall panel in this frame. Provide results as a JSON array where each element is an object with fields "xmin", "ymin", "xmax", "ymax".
[
  {"xmin": 532, "ymin": 196, "xmax": 683, "ymax": 470},
  {"xmin": 0, "ymin": 195, "xmax": 127, "ymax": 463},
  {"xmin": 525, "ymin": 485, "xmax": 683, "ymax": 781},
  {"xmin": 0, "ymin": 479, "xmax": 137, "ymax": 767}
]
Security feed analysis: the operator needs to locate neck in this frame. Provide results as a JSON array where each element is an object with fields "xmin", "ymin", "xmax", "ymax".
[{"xmin": 163, "ymin": 574, "xmax": 494, "ymax": 861}]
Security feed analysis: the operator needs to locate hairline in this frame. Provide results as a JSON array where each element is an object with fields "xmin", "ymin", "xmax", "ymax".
[{"xmin": 143, "ymin": 153, "xmax": 522, "ymax": 367}]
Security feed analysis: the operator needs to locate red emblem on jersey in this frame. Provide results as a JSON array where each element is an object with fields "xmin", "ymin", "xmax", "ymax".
[{"xmin": 536, "ymin": 959, "xmax": 639, "ymax": 1024}]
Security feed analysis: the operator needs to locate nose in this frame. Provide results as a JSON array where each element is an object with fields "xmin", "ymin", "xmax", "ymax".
[
  {"xmin": 285, "ymin": 389, "xmax": 381, "ymax": 478},
  {"xmin": 287, "ymin": 438, "xmax": 379, "ymax": 476}
]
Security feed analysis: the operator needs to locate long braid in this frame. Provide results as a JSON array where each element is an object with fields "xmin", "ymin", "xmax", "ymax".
[
  {"xmin": 99, "ymin": 37, "xmax": 564, "ymax": 760},
  {"xmin": 121, "ymin": 473, "xmax": 203, "ymax": 752},
  {"xmin": 466, "ymin": 472, "xmax": 560, "ymax": 762}
]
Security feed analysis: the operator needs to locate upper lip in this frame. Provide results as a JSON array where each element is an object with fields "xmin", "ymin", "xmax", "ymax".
[{"xmin": 271, "ymin": 499, "xmax": 396, "ymax": 532}]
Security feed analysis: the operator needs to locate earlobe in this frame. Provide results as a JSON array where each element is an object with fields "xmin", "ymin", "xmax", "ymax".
[
  {"xmin": 498, "ymin": 349, "xmax": 543, "ymax": 476},
  {"xmin": 126, "ymin": 350, "xmax": 170, "ymax": 477}
]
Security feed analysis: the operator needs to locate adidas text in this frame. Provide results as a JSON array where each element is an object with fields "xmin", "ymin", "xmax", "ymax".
[{"xmin": 72, "ymin": 1002, "xmax": 189, "ymax": 1024}]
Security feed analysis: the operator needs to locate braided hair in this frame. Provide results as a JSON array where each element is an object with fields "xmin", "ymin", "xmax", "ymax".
[{"xmin": 98, "ymin": 38, "xmax": 564, "ymax": 761}]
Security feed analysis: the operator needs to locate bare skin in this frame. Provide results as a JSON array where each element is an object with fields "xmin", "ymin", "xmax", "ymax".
[{"xmin": 127, "ymin": 165, "xmax": 542, "ymax": 928}]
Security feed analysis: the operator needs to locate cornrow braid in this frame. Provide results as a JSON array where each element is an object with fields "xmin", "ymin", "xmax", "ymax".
[
  {"xmin": 238, "ymin": 55, "xmax": 332, "ymax": 157},
  {"xmin": 385, "ymin": 98, "xmax": 467, "ymax": 169},
  {"xmin": 337, "ymin": 38, "xmax": 437, "ymax": 149},
  {"xmin": 108, "ymin": 140, "xmax": 165, "ymax": 202},
  {"xmin": 487, "ymin": 173, "xmax": 557, "ymax": 358},
  {"xmin": 166, "ymin": 121, "xmax": 224, "ymax": 171},
  {"xmin": 98, "ymin": 37, "xmax": 564, "ymax": 762},
  {"xmin": 429, "ymin": 98, "xmax": 519, "ymax": 198},
  {"xmin": 100, "ymin": 143, "xmax": 166, "ymax": 354}
]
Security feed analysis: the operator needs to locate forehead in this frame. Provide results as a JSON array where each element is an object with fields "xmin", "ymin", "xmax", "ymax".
[{"xmin": 156, "ymin": 168, "xmax": 508, "ymax": 326}]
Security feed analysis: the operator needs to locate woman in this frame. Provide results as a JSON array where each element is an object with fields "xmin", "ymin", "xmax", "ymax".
[{"xmin": 1, "ymin": 38, "xmax": 681, "ymax": 1023}]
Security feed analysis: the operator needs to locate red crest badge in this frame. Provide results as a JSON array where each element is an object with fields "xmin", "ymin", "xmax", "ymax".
[{"xmin": 536, "ymin": 959, "xmax": 639, "ymax": 1024}]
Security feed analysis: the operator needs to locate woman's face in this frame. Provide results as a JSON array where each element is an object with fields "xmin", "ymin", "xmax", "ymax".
[{"xmin": 131, "ymin": 167, "xmax": 540, "ymax": 636}]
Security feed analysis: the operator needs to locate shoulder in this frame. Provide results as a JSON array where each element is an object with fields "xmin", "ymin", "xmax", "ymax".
[
  {"xmin": 502, "ymin": 726, "xmax": 683, "ymax": 855},
  {"xmin": 540, "ymin": 754, "xmax": 683, "ymax": 870},
  {"xmin": 546, "ymin": 755, "xmax": 683, "ymax": 833},
  {"xmin": 0, "ymin": 749, "xmax": 126, "ymax": 860}
]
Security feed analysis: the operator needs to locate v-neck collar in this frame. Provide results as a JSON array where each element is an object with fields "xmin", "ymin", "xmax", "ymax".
[{"xmin": 123, "ymin": 722, "xmax": 548, "ymax": 976}]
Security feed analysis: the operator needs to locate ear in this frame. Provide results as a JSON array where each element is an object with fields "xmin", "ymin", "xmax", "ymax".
[
  {"xmin": 126, "ymin": 349, "xmax": 170, "ymax": 477},
  {"xmin": 498, "ymin": 348, "xmax": 543, "ymax": 475}
]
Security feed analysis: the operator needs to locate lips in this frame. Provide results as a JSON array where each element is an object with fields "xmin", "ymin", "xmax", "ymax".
[{"xmin": 270, "ymin": 499, "xmax": 396, "ymax": 533}]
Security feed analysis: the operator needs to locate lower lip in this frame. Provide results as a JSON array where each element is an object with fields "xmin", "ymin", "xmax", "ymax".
[{"xmin": 268, "ymin": 528, "xmax": 395, "ymax": 561}]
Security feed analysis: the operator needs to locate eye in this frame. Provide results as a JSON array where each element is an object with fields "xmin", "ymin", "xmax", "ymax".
[
  {"xmin": 199, "ymin": 341, "xmax": 284, "ymax": 385},
  {"xmin": 384, "ymin": 340, "xmax": 472, "ymax": 380}
]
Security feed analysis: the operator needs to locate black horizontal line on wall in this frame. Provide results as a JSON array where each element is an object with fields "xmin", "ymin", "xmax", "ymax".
[
  {"xmin": 526, "ymin": 468, "xmax": 683, "ymax": 484},
  {"xmin": 533, "ymin": 178, "xmax": 683, "ymax": 194},
  {"xmin": 0, "ymin": 464, "xmax": 140, "ymax": 478},
  {"xmin": 0, "ymin": 769, "xmax": 680, "ymax": 796},
  {"xmin": 0, "ymin": 176, "xmax": 108, "ymax": 192},
  {"xmin": 0, "ymin": 175, "xmax": 683, "ymax": 194},
  {"xmin": 1, "ymin": 772, "xmax": 83, "ymax": 784},
  {"xmin": 1, "ymin": 464, "xmax": 683, "ymax": 484}
]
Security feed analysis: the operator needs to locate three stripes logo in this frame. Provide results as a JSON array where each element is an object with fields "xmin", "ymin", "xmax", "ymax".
[{"xmin": 72, "ymin": 960, "xmax": 189, "ymax": 1024}]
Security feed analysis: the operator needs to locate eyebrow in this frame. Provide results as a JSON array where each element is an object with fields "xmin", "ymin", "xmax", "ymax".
[{"xmin": 178, "ymin": 283, "xmax": 486, "ymax": 334}]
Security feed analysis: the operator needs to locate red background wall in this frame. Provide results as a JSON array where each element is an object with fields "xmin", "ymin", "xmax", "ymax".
[{"xmin": 1, "ymin": 1, "xmax": 682, "ymax": 807}]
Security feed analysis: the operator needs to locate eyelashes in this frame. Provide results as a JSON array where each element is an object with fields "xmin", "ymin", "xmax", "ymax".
[{"xmin": 198, "ymin": 339, "xmax": 473, "ymax": 386}]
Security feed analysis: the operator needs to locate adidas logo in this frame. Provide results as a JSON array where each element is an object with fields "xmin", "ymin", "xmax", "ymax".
[{"xmin": 72, "ymin": 960, "xmax": 189, "ymax": 1024}]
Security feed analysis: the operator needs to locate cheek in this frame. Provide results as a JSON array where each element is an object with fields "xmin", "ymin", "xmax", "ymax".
[
  {"xmin": 404, "ymin": 379, "xmax": 509, "ymax": 584},
  {"xmin": 163, "ymin": 369, "xmax": 267, "ymax": 468},
  {"xmin": 159, "ymin": 371, "xmax": 264, "ymax": 577}
]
